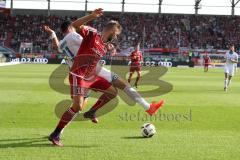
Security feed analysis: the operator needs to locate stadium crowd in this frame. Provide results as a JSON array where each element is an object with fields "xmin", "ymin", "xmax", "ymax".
[{"xmin": 1, "ymin": 12, "xmax": 240, "ymax": 53}]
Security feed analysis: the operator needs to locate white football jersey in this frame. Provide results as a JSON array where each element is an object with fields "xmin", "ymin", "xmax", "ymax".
[
  {"xmin": 225, "ymin": 51, "xmax": 238, "ymax": 66},
  {"xmin": 59, "ymin": 32, "xmax": 83, "ymax": 59}
]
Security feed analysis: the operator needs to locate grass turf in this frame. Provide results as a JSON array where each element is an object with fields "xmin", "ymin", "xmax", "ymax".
[{"xmin": 0, "ymin": 64, "xmax": 240, "ymax": 160}]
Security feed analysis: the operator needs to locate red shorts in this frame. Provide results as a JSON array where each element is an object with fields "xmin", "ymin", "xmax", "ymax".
[
  {"xmin": 204, "ymin": 64, "xmax": 209, "ymax": 67},
  {"xmin": 130, "ymin": 65, "xmax": 141, "ymax": 72},
  {"xmin": 69, "ymin": 73, "xmax": 111, "ymax": 98}
]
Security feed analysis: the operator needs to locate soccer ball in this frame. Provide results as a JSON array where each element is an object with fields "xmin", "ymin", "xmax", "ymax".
[{"xmin": 141, "ymin": 123, "xmax": 156, "ymax": 138}]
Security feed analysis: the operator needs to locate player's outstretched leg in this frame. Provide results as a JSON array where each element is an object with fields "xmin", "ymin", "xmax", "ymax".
[
  {"xmin": 49, "ymin": 96, "xmax": 84, "ymax": 147},
  {"xmin": 84, "ymin": 86, "xmax": 118, "ymax": 123},
  {"xmin": 112, "ymin": 77, "xmax": 164, "ymax": 116}
]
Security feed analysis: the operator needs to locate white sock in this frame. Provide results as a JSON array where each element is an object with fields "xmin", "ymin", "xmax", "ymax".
[
  {"xmin": 224, "ymin": 79, "xmax": 228, "ymax": 88},
  {"xmin": 123, "ymin": 86, "xmax": 150, "ymax": 110},
  {"xmin": 227, "ymin": 79, "xmax": 231, "ymax": 87}
]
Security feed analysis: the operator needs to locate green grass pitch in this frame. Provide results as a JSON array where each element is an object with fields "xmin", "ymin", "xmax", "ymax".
[{"xmin": 0, "ymin": 64, "xmax": 240, "ymax": 160}]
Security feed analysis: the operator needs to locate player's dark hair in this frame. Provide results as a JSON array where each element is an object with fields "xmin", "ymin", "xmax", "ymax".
[{"xmin": 60, "ymin": 20, "xmax": 72, "ymax": 33}]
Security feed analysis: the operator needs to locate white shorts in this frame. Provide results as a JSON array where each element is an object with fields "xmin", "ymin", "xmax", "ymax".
[
  {"xmin": 96, "ymin": 64, "xmax": 118, "ymax": 83},
  {"xmin": 224, "ymin": 65, "xmax": 235, "ymax": 76}
]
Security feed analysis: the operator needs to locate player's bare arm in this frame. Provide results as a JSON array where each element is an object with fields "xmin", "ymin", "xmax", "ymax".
[
  {"xmin": 72, "ymin": 8, "xmax": 103, "ymax": 28},
  {"xmin": 43, "ymin": 25, "xmax": 60, "ymax": 52}
]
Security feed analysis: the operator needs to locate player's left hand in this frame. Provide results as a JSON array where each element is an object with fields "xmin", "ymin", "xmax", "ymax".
[{"xmin": 91, "ymin": 8, "xmax": 103, "ymax": 18}]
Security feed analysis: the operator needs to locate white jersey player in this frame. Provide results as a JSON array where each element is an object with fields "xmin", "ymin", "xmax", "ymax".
[{"xmin": 224, "ymin": 44, "xmax": 238, "ymax": 91}]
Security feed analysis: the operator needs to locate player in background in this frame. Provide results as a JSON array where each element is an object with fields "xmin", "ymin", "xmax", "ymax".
[
  {"xmin": 224, "ymin": 44, "xmax": 238, "ymax": 91},
  {"xmin": 203, "ymin": 54, "xmax": 211, "ymax": 72},
  {"xmin": 127, "ymin": 43, "xmax": 143, "ymax": 88},
  {"xmin": 45, "ymin": 9, "xmax": 164, "ymax": 146}
]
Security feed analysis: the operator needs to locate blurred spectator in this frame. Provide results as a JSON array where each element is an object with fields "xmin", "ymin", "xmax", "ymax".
[{"xmin": 0, "ymin": 13, "xmax": 240, "ymax": 53}]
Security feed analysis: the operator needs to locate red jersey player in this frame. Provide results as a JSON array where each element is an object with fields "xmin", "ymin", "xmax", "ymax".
[
  {"xmin": 128, "ymin": 43, "xmax": 143, "ymax": 88},
  {"xmin": 70, "ymin": 22, "xmax": 122, "ymax": 120},
  {"xmin": 203, "ymin": 54, "xmax": 211, "ymax": 72},
  {"xmin": 48, "ymin": 9, "xmax": 121, "ymax": 147}
]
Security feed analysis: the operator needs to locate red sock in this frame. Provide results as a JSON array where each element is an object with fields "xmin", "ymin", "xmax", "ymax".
[
  {"xmin": 55, "ymin": 107, "xmax": 78, "ymax": 132},
  {"xmin": 89, "ymin": 94, "xmax": 112, "ymax": 112},
  {"xmin": 135, "ymin": 76, "xmax": 140, "ymax": 85}
]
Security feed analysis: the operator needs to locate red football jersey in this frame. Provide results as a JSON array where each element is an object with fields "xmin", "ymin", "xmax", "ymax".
[
  {"xmin": 130, "ymin": 50, "xmax": 143, "ymax": 66},
  {"xmin": 204, "ymin": 57, "xmax": 210, "ymax": 64},
  {"xmin": 70, "ymin": 26, "xmax": 107, "ymax": 79}
]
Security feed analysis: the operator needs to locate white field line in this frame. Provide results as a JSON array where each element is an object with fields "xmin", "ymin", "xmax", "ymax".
[{"xmin": 0, "ymin": 62, "xmax": 20, "ymax": 67}]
